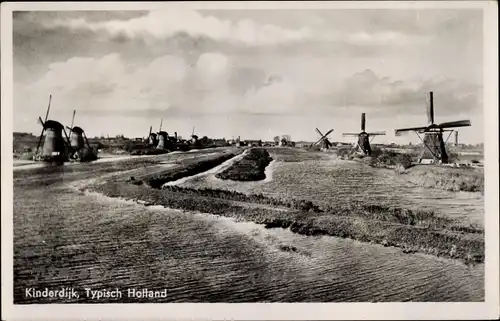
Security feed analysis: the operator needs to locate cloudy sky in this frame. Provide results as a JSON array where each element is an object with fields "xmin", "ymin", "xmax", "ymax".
[{"xmin": 13, "ymin": 9, "xmax": 484, "ymax": 143}]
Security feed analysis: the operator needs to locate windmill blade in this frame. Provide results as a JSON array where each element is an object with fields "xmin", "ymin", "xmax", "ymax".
[
  {"xmin": 70, "ymin": 110, "xmax": 76, "ymax": 128},
  {"xmin": 159, "ymin": 118, "xmax": 163, "ymax": 132},
  {"xmin": 366, "ymin": 131, "xmax": 386, "ymax": 136},
  {"xmin": 44, "ymin": 94, "xmax": 52, "ymax": 123},
  {"xmin": 437, "ymin": 120, "xmax": 471, "ymax": 129},
  {"xmin": 35, "ymin": 116, "xmax": 47, "ymax": 157},
  {"xmin": 426, "ymin": 92, "xmax": 434, "ymax": 125},
  {"xmin": 315, "ymin": 128, "xmax": 324, "ymax": 137},
  {"xmin": 35, "ymin": 95, "xmax": 52, "ymax": 158},
  {"xmin": 62, "ymin": 127, "xmax": 76, "ymax": 157},
  {"xmin": 361, "ymin": 113, "xmax": 366, "ymax": 131},
  {"xmin": 323, "ymin": 129, "xmax": 334, "ymax": 138},
  {"xmin": 83, "ymin": 131, "xmax": 92, "ymax": 149},
  {"xmin": 394, "ymin": 126, "xmax": 428, "ymax": 136},
  {"xmin": 342, "ymin": 132, "xmax": 360, "ymax": 136}
]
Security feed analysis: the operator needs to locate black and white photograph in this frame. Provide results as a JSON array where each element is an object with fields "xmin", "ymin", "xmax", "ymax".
[{"xmin": 1, "ymin": 1, "xmax": 499, "ymax": 320}]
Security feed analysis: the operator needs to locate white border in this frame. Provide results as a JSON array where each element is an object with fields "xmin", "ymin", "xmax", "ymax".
[{"xmin": 1, "ymin": 2, "xmax": 498, "ymax": 320}]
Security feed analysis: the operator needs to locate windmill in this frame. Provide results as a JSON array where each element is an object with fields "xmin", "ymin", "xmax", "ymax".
[
  {"xmin": 312, "ymin": 128, "xmax": 334, "ymax": 150},
  {"xmin": 34, "ymin": 95, "xmax": 72, "ymax": 163},
  {"xmin": 280, "ymin": 135, "xmax": 291, "ymax": 147},
  {"xmin": 65, "ymin": 110, "xmax": 98, "ymax": 161},
  {"xmin": 190, "ymin": 127, "xmax": 198, "ymax": 143},
  {"xmin": 156, "ymin": 118, "xmax": 172, "ymax": 149},
  {"xmin": 342, "ymin": 113, "xmax": 386, "ymax": 156},
  {"xmin": 394, "ymin": 92, "xmax": 471, "ymax": 164},
  {"xmin": 454, "ymin": 131, "xmax": 459, "ymax": 147},
  {"xmin": 147, "ymin": 125, "xmax": 158, "ymax": 146}
]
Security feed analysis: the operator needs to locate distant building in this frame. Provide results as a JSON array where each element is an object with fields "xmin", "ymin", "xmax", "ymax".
[
  {"xmin": 244, "ymin": 140, "xmax": 262, "ymax": 147},
  {"xmin": 295, "ymin": 141, "xmax": 312, "ymax": 148}
]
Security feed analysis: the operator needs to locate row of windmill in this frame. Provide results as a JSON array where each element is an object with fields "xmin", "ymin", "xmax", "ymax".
[
  {"xmin": 311, "ymin": 92, "xmax": 471, "ymax": 164},
  {"xmin": 144, "ymin": 118, "xmax": 197, "ymax": 151},
  {"xmin": 33, "ymin": 95, "xmax": 214, "ymax": 164},
  {"xmin": 34, "ymin": 95, "xmax": 97, "ymax": 164}
]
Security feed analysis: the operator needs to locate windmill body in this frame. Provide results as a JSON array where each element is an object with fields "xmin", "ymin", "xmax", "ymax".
[
  {"xmin": 394, "ymin": 92, "xmax": 471, "ymax": 164},
  {"xmin": 157, "ymin": 131, "xmax": 169, "ymax": 149},
  {"xmin": 66, "ymin": 125, "xmax": 98, "ymax": 162},
  {"xmin": 69, "ymin": 126, "xmax": 85, "ymax": 150},
  {"xmin": 357, "ymin": 132, "xmax": 371, "ymax": 155},
  {"xmin": 342, "ymin": 113, "xmax": 385, "ymax": 156},
  {"xmin": 148, "ymin": 132, "xmax": 158, "ymax": 146},
  {"xmin": 41, "ymin": 120, "xmax": 67, "ymax": 158}
]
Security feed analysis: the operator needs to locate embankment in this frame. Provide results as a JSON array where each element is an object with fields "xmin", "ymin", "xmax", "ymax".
[
  {"xmin": 341, "ymin": 148, "xmax": 484, "ymax": 193},
  {"xmin": 216, "ymin": 148, "xmax": 273, "ymax": 181},
  {"xmin": 86, "ymin": 178, "xmax": 484, "ymax": 264},
  {"xmin": 398, "ymin": 165, "xmax": 484, "ymax": 193}
]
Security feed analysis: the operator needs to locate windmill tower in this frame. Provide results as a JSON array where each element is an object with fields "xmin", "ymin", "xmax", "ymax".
[
  {"xmin": 273, "ymin": 136, "xmax": 280, "ymax": 146},
  {"xmin": 394, "ymin": 92, "xmax": 471, "ymax": 164},
  {"xmin": 312, "ymin": 128, "xmax": 334, "ymax": 150},
  {"xmin": 342, "ymin": 113, "xmax": 386, "ymax": 156},
  {"xmin": 190, "ymin": 127, "xmax": 199, "ymax": 144},
  {"xmin": 157, "ymin": 131, "xmax": 169, "ymax": 149},
  {"xmin": 280, "ymin": 135, "xmax": 291, "ymax": 147},
  {"xmin": 154, "ymin": 118, "xmax": 169, "ymax": 149},
  {"xmin": 34, "ymin": 95, "xmax": 71, "ymax": 163},
  {"xmin": 65, "ymin": 110, "xmax": 98, "ymax": 161},
  {"xmin": 146, "ymin": 125, "xmax": 158, "ymax": 146},
  {"xmin": 36, "ymin": 119, "xmax": 70, "ymax": 163}
]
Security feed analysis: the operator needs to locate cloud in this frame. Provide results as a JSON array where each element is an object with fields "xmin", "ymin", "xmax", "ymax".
[
  {"xmin": 17, "ymin": 50, "xmax": 482, "ymax": 126},
  {"xmin": 44, "ymin": 10, "xmax": 312, "ymax": 46},
  {"xmin": 327, "ymin": 69, "xmax": 482, "ymax": 117},
  {"xmin": 39, "ymin": 10, "xmax": 431, "ymax": 48}
]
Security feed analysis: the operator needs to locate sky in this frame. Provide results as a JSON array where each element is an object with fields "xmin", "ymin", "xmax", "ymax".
[{"xmin": 13, "ymin": 9, "xmax": 484, "ymax": 143}]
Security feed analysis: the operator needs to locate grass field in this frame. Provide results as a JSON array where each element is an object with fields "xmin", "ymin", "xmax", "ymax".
[{"xmin": 82, "ymin": 147, "xmax": 484, "ymax": 264}]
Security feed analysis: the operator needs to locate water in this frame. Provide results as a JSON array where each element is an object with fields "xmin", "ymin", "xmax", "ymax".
[{"xmin": 13, "ymin": 149, "xmax": 484, "ymax": 303}]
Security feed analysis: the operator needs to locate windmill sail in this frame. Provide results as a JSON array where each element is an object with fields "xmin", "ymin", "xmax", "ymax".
[
  {"xmin": 361, "ymin": 113, "xmax": 366, "ymax": 131},
  {"xmin": 438, "ymin": 120, "xmax": 471, "ymax": 129},
  {"xmin": 314, "ymin": 128, "xmax": 334, "ymax": 146},
  {"xmin": 394, "ymin": 126, "xmax": 428, "ymax": 135},
  {"xmin": 426, "ymin": 92, "xmax": 434, "ymax": 125},
  {"xmin": 366, "ymin": 131, "xmax": 386, "ymax": 136},
  {"xmin": 35, "ymin": 95, "xmax": 52, "ymax": 156}
]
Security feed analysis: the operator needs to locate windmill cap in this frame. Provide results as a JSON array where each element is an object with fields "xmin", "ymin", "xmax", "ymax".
[
  {"xmin": 71, "ymin": 126, "xmax": 84, "ymax": 134},
  {"xmin": 43, "ymin": 120, "xmax": 64, "ymax": 130}
]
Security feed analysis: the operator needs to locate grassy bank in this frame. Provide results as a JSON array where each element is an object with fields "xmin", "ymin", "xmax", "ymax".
[
  {"xmin": 400, "ymin": 165, "xmax": 484, "ymax": 193},
  {"xmin": 216, "ymin": 148, "xmax": 273, "ymax": 181},
  {"xmin": 337, "ymin": 147, "xmax": 484, "ymax": 193},
  {"xmin": 87, "ymin": 180, "xmax": 484, "ymax": 264}
]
